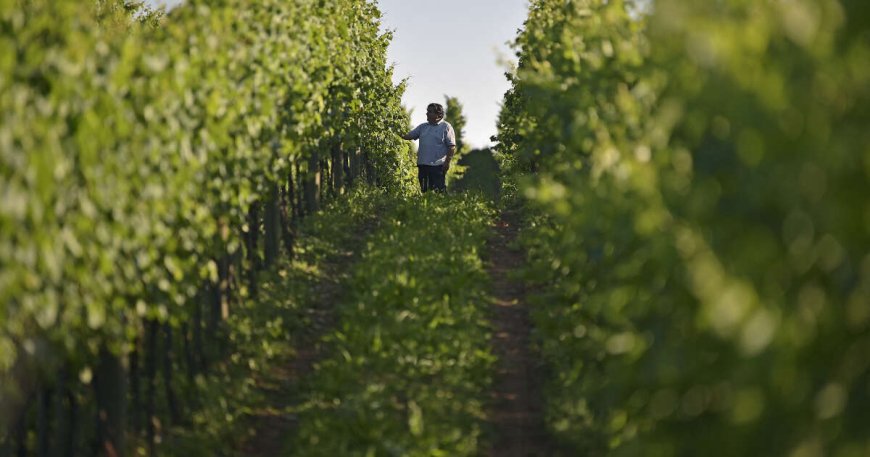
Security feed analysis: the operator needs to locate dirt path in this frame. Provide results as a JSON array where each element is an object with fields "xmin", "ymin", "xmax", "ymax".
[
  {"xmin": 485, "ymin": 212, "xmax": 556, "ymax": 457},
  {"xmin": 239, "ymin": 228, "xmax": 369, "ymax": 455}
]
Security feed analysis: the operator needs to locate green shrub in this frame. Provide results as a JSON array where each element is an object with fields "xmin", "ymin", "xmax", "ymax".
[{"xmin": 498, "ymin": 0, "xmax": 870, "ymax": 454}]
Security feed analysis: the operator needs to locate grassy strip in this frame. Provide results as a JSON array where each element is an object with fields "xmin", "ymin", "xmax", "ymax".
[
  {"xmin": 161, "ymin": 188, "xmax": 387, "ymax": 456},
  {"xmin": 293, "ymin": 193, "xmax": 497, "ymax": 456}
]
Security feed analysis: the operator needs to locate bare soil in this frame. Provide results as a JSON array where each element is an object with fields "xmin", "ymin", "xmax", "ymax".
[{"xmin": 484, "ymin": 212, "xmax": 558, "ymax": 457}]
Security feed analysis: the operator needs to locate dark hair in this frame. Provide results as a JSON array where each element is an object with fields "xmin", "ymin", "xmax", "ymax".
[{"xmin": 426, "ymin": 103, "xmax": 444, "ymax": 116}]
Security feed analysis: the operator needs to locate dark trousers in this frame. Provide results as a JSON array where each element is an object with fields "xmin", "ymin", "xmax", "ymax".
[{"xmin": 417, "ymin": 165, "xmax": 446, "ymax": 193}]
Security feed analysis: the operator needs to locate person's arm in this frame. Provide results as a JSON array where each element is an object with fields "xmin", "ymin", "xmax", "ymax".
[
  {"xmin": 402, "ymin": 125, "xmax": 420, "ymax": 141},
  {"xmin": 442, "ymin": 145, "xmax": 456, "ymax": 172},
  {"xmin": 442, "ymin": 123, "xmax": 457, "ymax": 172}
]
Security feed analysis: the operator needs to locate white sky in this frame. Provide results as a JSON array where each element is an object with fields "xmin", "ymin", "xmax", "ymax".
[
  {"xmin": 377, "ymin": 0, "xmax": 529, "ymax": 148},
  {"xmin": 146, "ymin": 0, "xmax": 530, "ymax": 149},
  {"xmin": 148, "ymin": 0, "xmax": 182, "ymax": 9}
]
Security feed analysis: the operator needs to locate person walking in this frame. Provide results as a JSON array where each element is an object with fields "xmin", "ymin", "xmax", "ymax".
[{"xmin": 402, "ymin": 103, "xmax": 456, "ymax": 193}]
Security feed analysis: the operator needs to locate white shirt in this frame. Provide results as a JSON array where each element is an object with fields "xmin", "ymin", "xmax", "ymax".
[{"xmin": 407, "ymin": 120, "xmax": 456, "ymax": 165}]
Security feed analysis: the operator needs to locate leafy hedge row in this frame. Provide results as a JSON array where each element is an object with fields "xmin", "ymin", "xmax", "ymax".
[
  {"xmin": 0, "ymin": 0, "xmax": 413, "ymax": 451},
  {"xmin": 294, "ymin": 193, "xmax": 496, "ymax": 456},
  {"xmin": 497, "ymin": 0, "xmax": 870, "ymax": 455}
]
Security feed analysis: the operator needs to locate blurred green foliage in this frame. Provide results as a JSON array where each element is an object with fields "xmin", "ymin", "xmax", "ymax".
[
  {"xmin": 444, "ymin": 94, "xmax": 469, "ymax": 158},
  {"xmin": 452, "ymin": 149, "xmax": 502, "ymax": 202},
  {"xmin": 496, "ymin": 0, "xmax": 870, "ymax": 455},
  {"xmin": 444, "ymin": 94, "xmax": 469, "ymax": 184}
]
